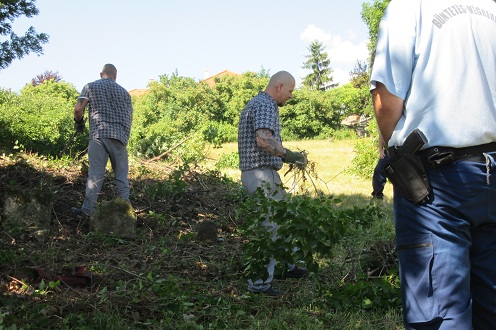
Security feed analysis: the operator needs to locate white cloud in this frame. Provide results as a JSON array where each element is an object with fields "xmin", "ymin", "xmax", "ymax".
[
  {"xmin": 300, "ymin": 24, "xmax": 333, "ymax": 43},
  {"xmin": 332, "ymin": 68, "xmax": 352, "ymax": 86},
  {"xmin": 300, "ymin": 24, "xmax": 368, "ymax": 85}
]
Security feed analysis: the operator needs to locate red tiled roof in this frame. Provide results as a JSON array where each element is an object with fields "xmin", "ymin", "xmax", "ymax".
[
  {"xmin": 128, "ymin": 89, "xmax": 149, "ymax": 97},
  {"xmin": 201, "ymin": 70, "xmax": 240, "ymax": 87},
  {"xmin": 128, "ymin": 70, "xmax": 240, "ymax": 95}
]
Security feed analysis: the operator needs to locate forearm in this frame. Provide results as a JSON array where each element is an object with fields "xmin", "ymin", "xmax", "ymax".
[
  {"xmin": 375, "ymin": 113, "xmax": 400, "ymax": 145},
  {"xmin": 255, "ymin": 129, "xmax": 286, "ymax": 158},
  {"xmin": 371, "ymin": 82, "xmax": 404, "ymax": 144},
  {"xmin": 74, "ymin": 98, "xmax": 88, "ymax": 121}
]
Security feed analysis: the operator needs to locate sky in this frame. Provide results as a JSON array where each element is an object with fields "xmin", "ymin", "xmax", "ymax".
[{"xmin": 0, "ymin": 0, "xmax": 371, "ymax": 93}]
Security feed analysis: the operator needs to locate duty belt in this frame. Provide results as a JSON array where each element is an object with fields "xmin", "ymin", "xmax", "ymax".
[{"xmin": 418, "ymin": 141, "xmax": 496, "ymax": 169}]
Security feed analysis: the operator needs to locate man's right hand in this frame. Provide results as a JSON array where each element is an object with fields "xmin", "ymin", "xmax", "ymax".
[
  {"xmin": 74, "ymin": 117, "xmax": 85, "ymax": 133},
  {"xmin": 284, "ymin": 149, "xmax": 307, "ymax": 166}
]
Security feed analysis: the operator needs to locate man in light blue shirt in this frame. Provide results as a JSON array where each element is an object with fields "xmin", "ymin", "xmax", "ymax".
[{"xmin": 370, "ymin": 0, "xmax": 496, "ymax": 328}]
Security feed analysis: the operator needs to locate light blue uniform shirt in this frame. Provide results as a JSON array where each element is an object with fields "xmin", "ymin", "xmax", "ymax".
[{"xmin": 370, "ymin": 0, "xmax": 496, "ymax": 149}]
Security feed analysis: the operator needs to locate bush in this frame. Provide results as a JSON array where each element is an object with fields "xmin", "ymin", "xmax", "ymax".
[
  {"xmin": 202, "ymin": 121, "xmax": 238, "ymax": 147},
  {"xmin": 215, "ymin": 151, "xmax": 239, "ymax": 169},
  {"xmin": 350, "ymin": 137, "xmax": 377, "ymax": 179},
  {"xmin": 1, "ymin": 71, "xmax": 374, "ymax": 164},
  {"xmin": 349, "ymin": 121, "xmax": 380, "ymax": 179},
  {"xmin": 129, "ymin": 74, "xmax": 211, "ymax": 162},
  {"xmin": 0, "ymin": 82, "xmax": 83, "ymax": 157},
  {"xmin": 237, "ymin": 191, "xmax": 382, "ymax": 281}
]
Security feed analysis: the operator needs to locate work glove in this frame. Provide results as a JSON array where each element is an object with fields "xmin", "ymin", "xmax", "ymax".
[
  {"xmin": 284, "ymin": 149, "xmax": 307, "ymax": 166},
  {"xmin": 74, "ymin": 117, "xmax": 85, "ymax": 133}
]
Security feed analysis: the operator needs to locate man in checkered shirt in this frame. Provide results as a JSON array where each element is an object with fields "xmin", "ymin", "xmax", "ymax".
[
  {"xmin": 71, "ymin": 64, "xmax": 133, "ymax": 216},
  {"xmin": 238, "ymin": 71, "xmax": 308, "ymax": 296}
]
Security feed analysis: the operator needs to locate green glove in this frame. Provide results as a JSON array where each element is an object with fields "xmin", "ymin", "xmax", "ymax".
[
  {"xmin": 74, "ymin": 117, "xmax": 85, "ymax": 133},
  {"xmin": 284, "ymin": 149, "xmax": 307, "ymax": 165}
]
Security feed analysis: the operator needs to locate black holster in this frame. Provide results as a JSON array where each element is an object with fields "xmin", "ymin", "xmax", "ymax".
[{"xmin": 385, "ymin": 148, "xmax": 431, "ymax": 204}]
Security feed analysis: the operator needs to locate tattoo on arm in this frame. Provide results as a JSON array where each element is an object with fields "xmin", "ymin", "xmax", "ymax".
[{"xmin": 256, "ymin": 129, "xmax": 286, "ymax": 158}]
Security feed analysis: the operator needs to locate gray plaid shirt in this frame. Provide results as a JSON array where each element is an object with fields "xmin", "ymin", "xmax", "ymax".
[
  {"xmin": 78, "ymin": 78, "xmax": 133, "ymax": 145},
  {"xmin": 238, "ymin": 91, "xmax": 283, "ymax": 171}
]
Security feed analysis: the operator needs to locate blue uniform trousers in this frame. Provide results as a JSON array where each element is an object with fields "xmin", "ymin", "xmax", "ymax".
[{"xmin": 395, "ymin": 156, "xmax": 496, "ymax": 330}]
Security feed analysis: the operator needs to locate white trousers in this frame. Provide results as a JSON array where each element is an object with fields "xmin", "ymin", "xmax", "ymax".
[{"xmin": 241, "ymin": 167, "xmax": 295, "ymax": 292}]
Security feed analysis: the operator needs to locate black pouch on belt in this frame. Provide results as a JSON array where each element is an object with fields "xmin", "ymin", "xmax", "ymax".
[{"xmin": 385, "ymin": 148, "xmax": 432, "ymax": 204}]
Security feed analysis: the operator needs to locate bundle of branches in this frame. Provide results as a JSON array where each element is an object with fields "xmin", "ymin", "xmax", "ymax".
[{"xmin": 283, "ymin": 150, "xmax": 329, "ymax": 196}]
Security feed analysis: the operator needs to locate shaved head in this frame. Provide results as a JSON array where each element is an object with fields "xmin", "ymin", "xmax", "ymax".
[
  {"xmin": 264, "ymin": 71, "xmax": 295, "ymax": 106},
  {"xmin": 101, "ymin": 64, "xmax": 117, "ymax": 80},
  {"xmin": 267, "ymin": 71, "xmax": 295, "ymax": 88}
]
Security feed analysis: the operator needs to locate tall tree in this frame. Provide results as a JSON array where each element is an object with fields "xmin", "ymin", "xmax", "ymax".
[
  {"xmin": 0, "ymin": 0, "xmax": 49, "ymax": 70},
  {"xmin": 302, "ymin": 40, "xmax": 333, "ymax": 91}
]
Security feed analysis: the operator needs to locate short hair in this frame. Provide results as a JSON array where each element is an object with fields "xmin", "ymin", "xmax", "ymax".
[{"xmin": 101, "ymin": 64, "xmax": 117, "ymax": 76}]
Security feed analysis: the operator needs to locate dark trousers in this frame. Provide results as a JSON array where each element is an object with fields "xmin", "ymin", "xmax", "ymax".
[{"xmin": 372, "ymin": 154, "xmax": 390, "ymax": 197}]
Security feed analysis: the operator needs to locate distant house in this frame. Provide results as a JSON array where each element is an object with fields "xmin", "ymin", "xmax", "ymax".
[
  {"xmin": 128, "ymin": 89, "xmax": 149, "ymax": 97},
  {"xmin": 201, "ymin": 70, "xmax": 240, "ymax": 87},
  {"xmin": 127, "ymin": 70, "xmax": 239, "ymax": 96},
  {"xmin": 341, "ymin": 114, "xmax": 372, "ymax": 138}
]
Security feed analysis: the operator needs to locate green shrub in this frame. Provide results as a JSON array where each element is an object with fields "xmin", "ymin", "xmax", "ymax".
[
  {"xmin": 349, "ymin": 121, "xmax": 380, "ymax": 179},
  {"xmin": 237, "ymin": 191, "xmax": 382, "ymax": 282},
  {"xmin": 0, "ymin": 82, "xmax": 83, "ymax": 157},
  {"xmin": 202, "ymin": 121, "xmax": 238, "ymax": 147},
  {"xmin": 129, "ymin": 74, "xmax": 210, "ymax": 162},
  {"xmin": 330, "ymin": 128, "xmax": 358, "ymax": 140},
  {"xmin": 215, "ymin": 151, "xmax": 239, "ymax": 169}
]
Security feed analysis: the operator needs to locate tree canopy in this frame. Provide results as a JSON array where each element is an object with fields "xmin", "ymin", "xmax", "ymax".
[{"xmin": 0, "ymin": 0, "xmax": 49, "ymax": 70}]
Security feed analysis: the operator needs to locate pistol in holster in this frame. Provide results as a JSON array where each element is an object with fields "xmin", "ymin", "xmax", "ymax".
[{"xmin": 385, "ymin": 129, "xmax": 432, "ymax": 204}]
